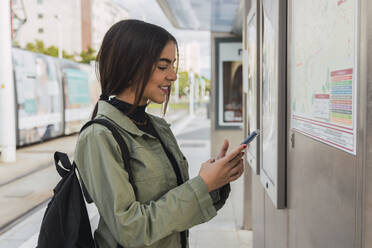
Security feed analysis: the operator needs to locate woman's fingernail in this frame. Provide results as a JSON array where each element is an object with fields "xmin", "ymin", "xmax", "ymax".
[{"xmin": 242, "ymin": 144, "xmax": 247, "ymax": 149}]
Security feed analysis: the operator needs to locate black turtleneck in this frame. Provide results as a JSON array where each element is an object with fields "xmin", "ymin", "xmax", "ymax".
[
  {"xmin": 108, "ymin": 97, "xmax": 187, "ymax": 247},
  {"xmin": 108, "ymin": 97, "xmax": 159, "ymax": 139}
]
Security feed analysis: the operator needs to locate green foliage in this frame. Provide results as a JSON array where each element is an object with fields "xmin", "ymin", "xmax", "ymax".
[
  {"xmin": 44, "ymin": 46, "xmax": 58, "ymax": 57},
  {"xmin": 177, "ymin": 71, "xmax": 189, "ymax": 96},
  {"xmin": 24, "ymin": 39, "xmax": 78, "ymax": 62},
  {"xmin": 35, "ymin": 40, "xmax": 45, "ymax": 53},
  {"xmin": 147, "ymin": 102, "xmax": 188, "ymax": 110},
  {"xmin": 201, "ymin": 75, "xmax": 211, "ymax": 93},
  {"xmin": 25, "ymin": 42, "xmax": 37, "ymax": 52},
  {"xmin": 62, "ymin": 50, "xmax": 75, "ymax": 60},
  {"xmin": 79, "ymin": 47, "xmax": 96, "ymax": 64},
  {"xmin": 12, "ymin": 41, "xmax": 21, "ymax": 48}
]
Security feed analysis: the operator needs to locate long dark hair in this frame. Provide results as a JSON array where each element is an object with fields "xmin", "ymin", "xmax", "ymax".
[{"xmin": 91, "ymin": 19, "xmax": 179, "ymax": 119}]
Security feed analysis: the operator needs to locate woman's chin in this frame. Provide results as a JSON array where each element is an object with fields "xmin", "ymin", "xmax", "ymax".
[{"xmin": 151, "ymin": 97, "xmax": 166, "ymax": 104}]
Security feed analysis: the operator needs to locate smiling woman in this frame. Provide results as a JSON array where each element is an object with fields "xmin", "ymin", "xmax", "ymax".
[
  {"xmin": 73, "ymin": 19, "xmax": 246, "ymax": 248},
  {"xmin": 116, "ymin": 41, "xmax": 178, "ymax": 107}
]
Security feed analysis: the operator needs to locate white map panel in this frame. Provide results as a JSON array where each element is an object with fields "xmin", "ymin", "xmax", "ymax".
[{"xmin": 290, "ymin": 0, "xmax": 356, "ymax": 154}]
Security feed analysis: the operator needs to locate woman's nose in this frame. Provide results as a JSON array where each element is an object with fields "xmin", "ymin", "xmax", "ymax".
[{"xmin": 167, "ymin": 69, "xmax": 177, "ymax": 81}]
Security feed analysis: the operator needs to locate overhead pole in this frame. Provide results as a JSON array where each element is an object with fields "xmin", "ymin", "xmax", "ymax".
[{"xmin": 0, "ymin": 0, "xmax": 16, "ymax": 162}]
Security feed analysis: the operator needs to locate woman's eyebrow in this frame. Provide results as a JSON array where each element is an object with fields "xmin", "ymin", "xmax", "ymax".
[{"xmin": 159, "ymin": 58, "xmax": 176, "ymax": 63}]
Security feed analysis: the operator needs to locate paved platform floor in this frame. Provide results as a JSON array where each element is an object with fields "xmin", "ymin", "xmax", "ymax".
[{"xmin": 0, "ymin": 107, "xmax": 252, "ymax": 248}]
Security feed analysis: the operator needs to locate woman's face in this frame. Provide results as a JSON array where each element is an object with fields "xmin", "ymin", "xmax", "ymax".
[{"xmin": 140, "ymin": 41, "xmax": 177, "ymax": 105}]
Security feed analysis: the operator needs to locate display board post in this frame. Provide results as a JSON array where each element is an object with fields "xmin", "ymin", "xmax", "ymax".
[{"xmin": 0, "ymin": 0, "xmax": 16, "ymax": 162}]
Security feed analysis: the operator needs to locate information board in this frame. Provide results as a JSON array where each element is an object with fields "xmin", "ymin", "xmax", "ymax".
[
  {"xmin": 290, "ymin": 0, "xmax": 356, "ymax": 155},
  {"xmin": 259, "ymin": 0, "xmax": 287, "ymax": 209},
  {"xmin": 246, "ymin": 12, "xmax": 260, "ymax": 174},
  {"xmin": 215, "ymin": 38, "xmax": 243, "ymax": 128}
]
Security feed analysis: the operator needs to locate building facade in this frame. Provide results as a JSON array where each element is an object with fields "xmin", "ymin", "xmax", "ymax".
[
  {"xmin": 90, "ymin": 0, "xmax": 130, "ymax": 51},
  {"xmin": 178, "ymin": 41, "xmax": 201, "ymax": 75},
  {"xmin": 13, "ymin": 0, "xmax": 82, "ymax": 55},
  {"xmin": 12, "ymin": 0, "xmax": 129, "ymax": 55}
]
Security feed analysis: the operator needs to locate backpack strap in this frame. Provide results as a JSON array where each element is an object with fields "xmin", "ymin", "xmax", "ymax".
[
  {"xmin": 80, "ymin": 118, "xmax": 138, "ymax": 198},
  {"xmin": 54, "ymin": 151, "xmax": 73, "ymax": 177}
]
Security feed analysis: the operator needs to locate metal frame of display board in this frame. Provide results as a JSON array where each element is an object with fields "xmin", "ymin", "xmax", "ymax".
[{"xmin": 259, "ymin": 0, "xmax": 287, "ymax": 209}]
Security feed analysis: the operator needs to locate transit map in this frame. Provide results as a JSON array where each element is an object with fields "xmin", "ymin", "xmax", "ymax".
[{"xmin": 290, "ymin": 0, "xmax": 356, "ymax": 154}]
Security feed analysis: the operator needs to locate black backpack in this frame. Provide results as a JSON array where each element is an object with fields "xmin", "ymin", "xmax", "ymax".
[{"xmin": 37, "ymin": 119, "xmax": 137, "ymax": 248}]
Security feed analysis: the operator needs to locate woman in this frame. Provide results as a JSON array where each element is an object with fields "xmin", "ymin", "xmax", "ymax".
[{"xmin": 74, "ymin": 19, "xmax": 246, "ymax": 248}]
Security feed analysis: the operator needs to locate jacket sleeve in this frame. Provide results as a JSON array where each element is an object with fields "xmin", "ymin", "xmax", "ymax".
[
  {"xmin": 210, "ymin": 183, "xmax": 231, "ymax": 211},
  {"xmin": 74, "ymin": 126, "xmax": 217, "ymax": 247}
]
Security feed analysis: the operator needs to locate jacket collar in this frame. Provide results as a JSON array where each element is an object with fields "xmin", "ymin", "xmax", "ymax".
[{"xmin": 96, "ymin": 100, "xmax": 170, "ymax": 138}]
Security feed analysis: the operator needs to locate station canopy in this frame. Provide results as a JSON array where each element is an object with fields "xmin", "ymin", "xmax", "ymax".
[{"xmin": 156, "ymin": 0, "xmax": 243, "ymax": 34}]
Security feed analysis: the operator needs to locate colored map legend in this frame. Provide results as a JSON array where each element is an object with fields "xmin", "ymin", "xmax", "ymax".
[{"xmin": 330, "ymin": 68, "xmax": 353, "ymax": 126}]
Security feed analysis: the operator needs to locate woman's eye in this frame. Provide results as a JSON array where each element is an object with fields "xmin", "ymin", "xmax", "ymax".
[{"xmin": 158, "ymin": 66, "xmax": 167, "ymax": 70}]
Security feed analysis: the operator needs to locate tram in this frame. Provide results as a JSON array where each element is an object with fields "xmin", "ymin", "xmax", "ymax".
[{"xmin": 11, "ymin": 48, "xmax": 99, "ymax": 147}]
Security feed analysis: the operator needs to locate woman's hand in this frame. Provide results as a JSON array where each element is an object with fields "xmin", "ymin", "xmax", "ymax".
[
  {"xmin": 199, "ymin": 143, "xmax": 246, "ymax": 192},
  {"xmin": 216, "ymin": 139, "xmax": 229, "ymax": 160}
]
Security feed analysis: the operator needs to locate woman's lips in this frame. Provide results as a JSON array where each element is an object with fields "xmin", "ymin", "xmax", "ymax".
[{"xmin": 160, "ymin": 86, "xmax": 169, "ymax": 94}]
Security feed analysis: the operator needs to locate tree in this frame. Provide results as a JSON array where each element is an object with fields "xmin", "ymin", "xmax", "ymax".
[
  {"xmin": 35, "ymin": 40, "xmax": 45, "ymax": 53},
  {"xmin": 12, "ymin": 41, "xmax": 21, "ymax": 48},
  {"xmin": 79, "ymin": 47, "xmax": 96, "ymax": 64},
  {"xmin": 201, "ymin": 76, "xmax": 211, "ymax": 93},
  {"xmin": 24, "ymin": 40, "xmax": 76, "ymax": 61},
  {"xmin": 25, "ymin": 42, "xmax": 37, "ymax": 52},
  {"xmin": 176, "ymin": 71, "xmax": 189, "ymax": 97},
  {"xmin": 44, "ymin": 46, "xmax": 58, "ymax": 57},
  {"xmin": 62, "ymin": 50, "xmax": 75, "ymax": 61}
]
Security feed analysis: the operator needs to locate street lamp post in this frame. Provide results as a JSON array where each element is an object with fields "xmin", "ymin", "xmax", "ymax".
[{"xmin": 0, "ymin": 0, "xmax": 16, "ymax": 162}]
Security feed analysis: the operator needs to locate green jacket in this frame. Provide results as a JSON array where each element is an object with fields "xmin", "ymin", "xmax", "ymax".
[{"xmin": 74, "ymin": 101, "xmax": 228, "ymax": 248}]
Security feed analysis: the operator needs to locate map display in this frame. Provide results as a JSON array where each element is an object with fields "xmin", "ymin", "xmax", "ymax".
[{"xmin": 290, "ymin": 0, "xmax": 356, "ymax": 154}]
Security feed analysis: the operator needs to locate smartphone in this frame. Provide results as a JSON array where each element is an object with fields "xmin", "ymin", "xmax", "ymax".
[{"xmin": 241, "ymin": 130, "xmax": 259, "ymax": 145}]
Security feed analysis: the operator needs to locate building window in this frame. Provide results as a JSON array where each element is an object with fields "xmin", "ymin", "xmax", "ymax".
[
  {"xmin": 37, "ymin": 0, "xmax": 43, "ymax": 4},
  {"xmin": 38, "ymin": 13, "xmax": 43, "ymax": 19},
  {"xmin": 38, "ymin": 28, "xmax": 44, "ymax": 33}
]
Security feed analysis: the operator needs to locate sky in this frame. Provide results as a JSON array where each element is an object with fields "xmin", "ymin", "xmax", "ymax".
[{"xmin": 115, "ymin": 0, "xmax": 211, "ymax": 79}]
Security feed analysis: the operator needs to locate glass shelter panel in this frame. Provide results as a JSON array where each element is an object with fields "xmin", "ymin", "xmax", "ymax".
[
  {"xmin": 246, "ymin": 11, "xmax": 260, "ymax": 174},
  {"xmin": 259, "ymin": 0, "xmax": 287, "ymax": 209}
]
